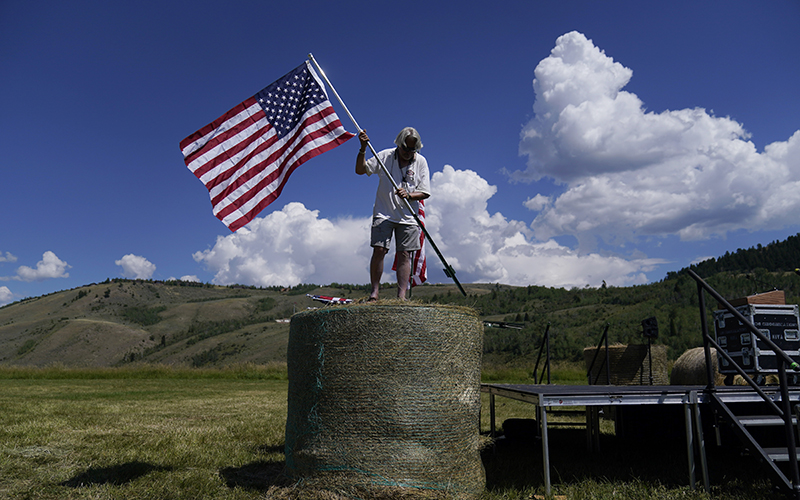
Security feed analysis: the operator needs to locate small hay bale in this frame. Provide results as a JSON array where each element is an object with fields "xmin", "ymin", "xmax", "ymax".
[
  {"xmin": 583, "ymin": 344, "xmax": 668, "ymax": 385},
  {"xmin": 670, "ymin": 347, "xmax": 725, "ymax": 385},
  {"xmin": 285, "ymin": 303, "xmax": 485, "ymax": 498}
]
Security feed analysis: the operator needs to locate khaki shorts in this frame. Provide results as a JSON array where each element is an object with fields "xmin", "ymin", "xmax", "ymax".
[{"xmin": 371, "ymin": 218, "xmax": 420, "ymax": 252}]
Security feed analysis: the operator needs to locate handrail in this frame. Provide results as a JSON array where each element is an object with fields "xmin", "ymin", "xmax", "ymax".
[
  {"xmin": 586, "ymin": 324, "xmax": 611, "ymax": 385},
  {"xmin": 687, "ymin": 269, "xmax": 800, "ymax": 495},
  {"xmin": 688, "ymin": 270, "xmax": 800, "ymax": 372},
  {"xmin": 705, "ymin": 335, "xmax": 784, "ymax": 416}
]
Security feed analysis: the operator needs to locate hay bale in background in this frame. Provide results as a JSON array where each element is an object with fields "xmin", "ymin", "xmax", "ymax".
[
  {"xmin": 670, "ymin": 347, "xmax": 725, "ymax": 385},
  {"xmin": 285, "ymin": 303, "xmax": 485, "ymax": 498},
  {"xmin": 670, "ymin": 347, "xmax": 782, "ymax": 386},
  {"xmin": 583, "ymin": 344, "xmax": 668, "ymax": 385}
]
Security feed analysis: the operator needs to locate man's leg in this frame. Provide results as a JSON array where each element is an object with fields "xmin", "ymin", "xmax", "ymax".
[
  {"xmin": 369, "ymin": 246, "xmax": 388, "ymax": 300},
  {"xmin": 396, "ymin": 250, "xmax": 411, "ymax": 300}
]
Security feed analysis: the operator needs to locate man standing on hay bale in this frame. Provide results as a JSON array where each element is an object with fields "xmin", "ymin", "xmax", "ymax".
[{"xmin": 356, "ymin": 127, "xmax": 430, "ymax": 301}]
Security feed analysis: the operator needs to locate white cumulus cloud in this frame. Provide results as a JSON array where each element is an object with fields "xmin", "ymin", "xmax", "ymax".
[
  {"xmin": 194, "ymin": 202, "xmax": 371, "ymax": 287},
  {"xmin": 15, "ymin": 251, "xmax": 70, "ymax": 281},
  {"xmin": 0, "ymin": 286, "xmax": 13, "ymax": 306},
  {"xmin": 194, "ymin": 169, "xmax": 664, "ymax": 289},
  {"xmin": 514, "ymin": 31, "xmax": 800, "ymax": 246},
  {"xmin": 0, "ymin": 252, "xmax": 17, "ymax": 263},
  {"xmin": 426, "ymin": 165, "xmax": 662, "ymax": 288},
  {"xmin": 523, "ymin": 194, "xmax": 550, "ymax": 212},
  {"xmin": 115, "ymin": 254, "xmax": 156, "ymax": 279}
]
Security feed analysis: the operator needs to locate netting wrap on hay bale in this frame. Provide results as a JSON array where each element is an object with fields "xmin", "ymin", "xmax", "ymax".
[
  {"xmin": 285, "ymin": 303, "xmax": 485, "ymax": 498},
  {"xmin": 583, "ymin": 344, "xmax": 668, "ymax": 385},
  {"xmin": 670, "ymin": 347, "xmax": 724, "ymax": 385}
]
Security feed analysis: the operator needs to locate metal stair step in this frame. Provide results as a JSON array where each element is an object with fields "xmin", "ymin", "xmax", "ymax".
[
  {"xmin": 738, "ymin": 415, "xmax": 797, "ymax": 427},
  {"xmin": 764, "ymin": 447, "xmax": 800, "ymax": 462}
]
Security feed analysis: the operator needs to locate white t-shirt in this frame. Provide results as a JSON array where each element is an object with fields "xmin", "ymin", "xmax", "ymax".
[{"xmin": 364, "ymin": 148, "xmax": 431, "ymax": 224}]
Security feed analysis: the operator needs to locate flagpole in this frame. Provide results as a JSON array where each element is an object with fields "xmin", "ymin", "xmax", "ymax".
[{"xmin": 308, "ymin": 53, "xmax": 466, "ymax": 296}]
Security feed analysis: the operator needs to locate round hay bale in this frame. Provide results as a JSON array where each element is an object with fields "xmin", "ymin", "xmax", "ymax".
[
  {"xmin": 284, "ymin": 303, "xmax": 485, "ymax": 498},
  {"xmin": 583, "ymin": 344, "xmax": 668, "ymax": 385},
  {"xmin": 670, "ymin": 347, "xmax": 725, "ymax": 385}
]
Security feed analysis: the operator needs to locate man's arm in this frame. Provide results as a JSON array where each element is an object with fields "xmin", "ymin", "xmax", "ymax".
[
  {"xmin": 355, "ymin": 129, "xmax": 369, "ymax": 175},
  {"xmin": 398, "ymin": 189, "xmax": 430, "ymax": 201},
  {"xmin": 410, "ymin": 191, "xmax": 430, "ymax": 201}
]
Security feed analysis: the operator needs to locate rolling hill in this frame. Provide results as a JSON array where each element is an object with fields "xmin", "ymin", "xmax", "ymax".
[
  {"xmin": 0, "ymin": 279, "xmax": 490, "ymax": 368},
  {"xmin": 0, "ymin": 280, "xmax": 298, "ymax": 368},
  {"xmin": 4, "ymin": 230, "xmax": 800, "ymax": 369}
]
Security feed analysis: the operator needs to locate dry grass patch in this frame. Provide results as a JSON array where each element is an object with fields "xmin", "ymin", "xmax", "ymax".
[
  {"xmin": 0, "ymin": 378, "xmax": 287, "ymax": 499},
  {"xmin": 0, "ymin": 368, "xmax": 785, "ymax": 500}
]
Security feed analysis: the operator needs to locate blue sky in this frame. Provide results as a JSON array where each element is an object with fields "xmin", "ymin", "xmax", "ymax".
[{"xmin": 2, "ymin": 0, "xmax": 799, "ymax": 304}]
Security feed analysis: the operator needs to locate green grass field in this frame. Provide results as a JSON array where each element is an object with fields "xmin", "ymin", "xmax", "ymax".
[{"xmin": 0, "ymin": 367, "xmax": 782, "ymax": 499}]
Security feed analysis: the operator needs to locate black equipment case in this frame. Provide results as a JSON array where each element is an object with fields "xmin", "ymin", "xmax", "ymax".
[{"xmin": 714, "ymin": 304, "xmax": 800, "ymax": 375}]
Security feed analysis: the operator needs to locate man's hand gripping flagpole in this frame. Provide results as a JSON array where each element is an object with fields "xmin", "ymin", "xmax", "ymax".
[{"xmin": 308, "ymin": 53, "xmax": 466, "ymax": 296}]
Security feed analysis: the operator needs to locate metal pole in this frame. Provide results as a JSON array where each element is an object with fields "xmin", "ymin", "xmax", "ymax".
[
  {"xmin": 307, "ymin": 53, "xmax": 466, "ymax": 296},
  {"xmin": 693, "ymin": 392, "xmax": 710, "ymax": 493},
  {"xmin": 545, "ymin": 323, "xmax": 552, "ymax": 384},
  {"xmin": 684, "ymin": 397, "xmax": 696, "ymax": 489},
  {"xmin": 604, "ymin": 324, "xmax": 611, "ymax": 385},
  {"xmin": 541, "ymin": 404, "xmax": 552, "ymax": 496},
  {"xmin": 648, "ymin": 337, "xmax": 654, "ymax": 385},
  {"xmin": 778, "ymin": 358, "xmax": 800, "ymax": 498},
  {"xmin": 587, "ymin": 324, "xmax": 610, "ymax": 385},
  {"xmin": 532, "ymin": 327, "xmax": 546, "ymax": 384},
  {"xmin": 696, "ymin": 280, "xmax": 716, "ymax": 391}
]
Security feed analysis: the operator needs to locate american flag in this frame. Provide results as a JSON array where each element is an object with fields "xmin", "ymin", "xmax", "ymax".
[
  {"xmin": 307, "ymin": 294, "xmax": 353, "ymax": 305},
  {"xmin": 180, "ymin": 61, "xmax": 354, "ymax": 231},
  {"xmin": 393, "ymin": 199, "xmax": 427, "ymax": 286}
]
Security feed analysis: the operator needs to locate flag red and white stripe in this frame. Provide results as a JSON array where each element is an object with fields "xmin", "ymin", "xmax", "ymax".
[
  {"xmin": 180, "ymin": 61, "xmax": 353, "ymax": 231},
  {"xmin": 307, "ymin": 294, "xmax": 353, "ymax": 305},
  {"xmin": 393, "ymin": 199, "xmax": 427, "ymax": 286}
]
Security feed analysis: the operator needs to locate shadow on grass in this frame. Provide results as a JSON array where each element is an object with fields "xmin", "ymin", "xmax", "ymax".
[
  {"xmin": 219, "ymin": 442, "xmax": 290, "ymax": 491},
  {"xmin": 60, "ymin": 461, "xmax": 172, "ymax": 487},
  {"xmin": 484, "ymin": 426, "xmax": 699, "ymax": 490},
  {"xmin": 483, "ymin": 424, "xmax": 780, "ymax": 498},
  {"xmin": 220, "ymin": 460, "xmax": 289, "ymax": 491}
]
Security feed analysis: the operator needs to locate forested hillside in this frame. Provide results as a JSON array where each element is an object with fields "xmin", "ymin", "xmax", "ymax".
[
  {"xmin": 429, "ymin": 268, "xmax": 800, "ymax": 367},
  {"xmin": 2, "ymin": 233, "xmax": 800, "ymax": 369},
  {"xmin": 676, "ymin": 233, "xmax": 800, "ymax": 277},
  {"xmin": 426, "ymin": 232, "xmax": 800, "ymax": 366}
]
